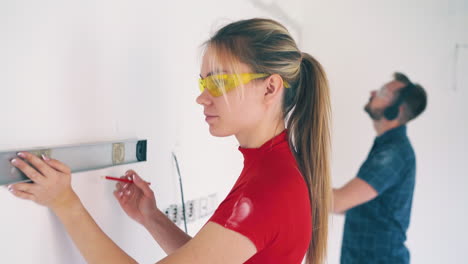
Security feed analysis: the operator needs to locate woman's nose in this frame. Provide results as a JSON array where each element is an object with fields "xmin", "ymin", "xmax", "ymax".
[{"xmin": 196, "ymin": 90, "xmax": 212, "ymax": 106}]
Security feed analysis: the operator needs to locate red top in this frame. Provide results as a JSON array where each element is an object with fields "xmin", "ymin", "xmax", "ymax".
[{"xmin": 209, "ymin": 130, "xmax": 312, "ymax": 263}]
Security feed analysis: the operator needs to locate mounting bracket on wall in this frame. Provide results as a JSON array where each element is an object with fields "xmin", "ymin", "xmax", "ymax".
[{"xmin": 0, "ymin": 139, "xmax": 147, "ymax": 186}]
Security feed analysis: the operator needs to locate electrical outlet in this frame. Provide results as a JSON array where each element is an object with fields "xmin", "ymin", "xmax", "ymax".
[
  {"xmin": 178, "ymin": 204, "xmax": 185, "ymax": 223},
  {"xmin": 185, "ymin": 199, "xmax": 196, "ymax": 222},
  {"xmin": 162, "ymin": 204, "xmax": 184, "ymax": 225},
  {"xmin": 169, "ymin": 204, "xmax": 178, "ymax": 224},
  {"xmin": 164, "ymin": 207, "xmax": 170, "ymax": 218},
  {"xmin": 161, "ymin": 193, "xmax": 217, "ymax": 224}
]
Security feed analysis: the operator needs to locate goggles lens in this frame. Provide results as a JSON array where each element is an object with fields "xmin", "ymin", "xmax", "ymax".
[{"xmin": 199, "ymin": 73, "xmax": 290, "ymax": 97}]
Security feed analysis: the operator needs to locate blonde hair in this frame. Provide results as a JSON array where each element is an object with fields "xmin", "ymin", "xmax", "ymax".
[{"xmin": 205, "ymin": 18, "xmax": 332, "ymax": 264}]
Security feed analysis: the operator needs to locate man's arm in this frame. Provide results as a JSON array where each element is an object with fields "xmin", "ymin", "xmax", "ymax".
[{"xmin": 332, "ymin": 177, "xmax": 378, "ymax": 214}]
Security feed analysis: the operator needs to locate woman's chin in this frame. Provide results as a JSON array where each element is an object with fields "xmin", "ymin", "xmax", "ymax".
[{"xmin": 208, "ymin": 126, "xmax": 232, "ymax": 137}]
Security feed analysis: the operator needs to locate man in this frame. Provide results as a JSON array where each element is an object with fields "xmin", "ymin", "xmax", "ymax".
[{"xmin": 333, "ymin": 72, "xmax": 427, "ymax": 263}]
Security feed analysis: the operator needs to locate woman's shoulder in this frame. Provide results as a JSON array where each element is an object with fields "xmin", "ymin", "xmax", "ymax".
[
  {"xmin": 243, "ymin": 151, "xmax": 305, "ymax": 194},
  {"xmin": 261, "ymin": 147, "xmax": 301, "ymax": 177}
]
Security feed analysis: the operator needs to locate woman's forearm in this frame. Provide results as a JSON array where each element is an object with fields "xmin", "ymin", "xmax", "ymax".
[
  {"xmin": 53, "ymin": 192, "xmax": 137, "ymax": 264},
  {"xmin": 143, "ymin": 209, "xmax": 192, "ymax": 255}
]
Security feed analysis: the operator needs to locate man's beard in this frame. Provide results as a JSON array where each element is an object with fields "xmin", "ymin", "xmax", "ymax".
[{"xmin": 364, "ymin": 103, "xmax": 384, "ymax": 120}]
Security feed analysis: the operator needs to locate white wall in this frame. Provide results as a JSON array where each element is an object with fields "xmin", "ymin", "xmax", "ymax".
[{"xmin": 0, "ymin": 0, "xmax": 466, "ymax": 263}]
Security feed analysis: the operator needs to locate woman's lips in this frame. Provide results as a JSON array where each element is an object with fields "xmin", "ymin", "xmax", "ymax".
[{"xmin": 204, "ymin": 114, "xmax": 218, "ymax": 123}]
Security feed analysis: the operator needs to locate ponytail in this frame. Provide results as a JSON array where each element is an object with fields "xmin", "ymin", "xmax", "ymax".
[{"xmin": 285, "ymin": 52, "xmax": 332, "ymax": 264}]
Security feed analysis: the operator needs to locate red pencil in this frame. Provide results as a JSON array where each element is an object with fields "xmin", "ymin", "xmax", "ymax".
[
  {"xmin": 104, "ymin": 176, "xmax": 151, "ymax": 185},
  {"xmin": 104, "ymin": 176, "xmax": 133, "ymax": 183}
]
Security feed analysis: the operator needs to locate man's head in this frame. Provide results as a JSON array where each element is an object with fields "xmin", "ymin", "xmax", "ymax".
[{"xmin": 365, "ymin": 72, "xmax": 427, "ymax": 124}]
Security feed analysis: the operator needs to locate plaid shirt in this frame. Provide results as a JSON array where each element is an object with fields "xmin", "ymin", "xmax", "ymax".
[{"xmin": 341, "ymin": 125, "xmax": 416, "ymax": 264}]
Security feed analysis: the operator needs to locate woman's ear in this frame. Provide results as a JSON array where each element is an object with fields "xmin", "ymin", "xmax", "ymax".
[{"xmin": 264, "ymin": 74, "xmax": 285, "ymax": 105}]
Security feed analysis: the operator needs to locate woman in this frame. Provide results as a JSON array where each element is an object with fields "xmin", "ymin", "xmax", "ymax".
[{"xmin": 8, "ymin": 18, "xmax": 331, "ymax": 264}]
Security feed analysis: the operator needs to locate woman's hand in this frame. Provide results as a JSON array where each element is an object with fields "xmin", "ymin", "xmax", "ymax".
[
  {"xmin": 113, "ymin": 170, "xmax": 158, "ymax": 226},
  {"xmin": 8, "ymin": 152, "xmax": 78, "ymax": 211}
]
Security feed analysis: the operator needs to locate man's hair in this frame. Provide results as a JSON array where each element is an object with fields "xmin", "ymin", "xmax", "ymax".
[{"xmin": 392, "ymin": 72, "xmax": 427, "ymax": 122}]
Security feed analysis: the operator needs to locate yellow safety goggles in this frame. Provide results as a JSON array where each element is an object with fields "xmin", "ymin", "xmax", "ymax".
[{"xmin": 198, "ymin": 73, "xmax": 290, "ymax": 97}]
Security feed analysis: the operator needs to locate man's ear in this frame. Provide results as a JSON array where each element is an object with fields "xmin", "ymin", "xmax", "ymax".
[
  {"xmin": 397, "ymin": 105, "xmax": 406, "ymax": 123},
  {"xmin": 264, "ymin": 74, "xmax": 285, "ymax": 105}
]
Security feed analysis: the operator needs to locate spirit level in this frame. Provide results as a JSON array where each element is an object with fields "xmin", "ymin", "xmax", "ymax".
[{"xmin": 0, "ymin": 139, "xmax": 147, "ymax": 186}]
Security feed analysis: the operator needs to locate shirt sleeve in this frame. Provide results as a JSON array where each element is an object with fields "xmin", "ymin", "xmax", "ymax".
[
  {"xmin": 208, "ymin": 174, "xmax": 293, "ymax": 251},
  {"xmin": 357, "ymin": 149, "xmax": 404, "ymax": 194}
]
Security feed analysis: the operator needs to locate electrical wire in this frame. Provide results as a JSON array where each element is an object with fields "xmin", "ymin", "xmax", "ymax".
[{"xmin": 172, "ymin": 152, "xmax": 188, "ymax": 233}]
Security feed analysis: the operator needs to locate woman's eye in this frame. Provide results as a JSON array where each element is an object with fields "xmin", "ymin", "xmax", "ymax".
[{"xmin": 213, "ymin": 78, "xmax": 229, "ymax": 87}]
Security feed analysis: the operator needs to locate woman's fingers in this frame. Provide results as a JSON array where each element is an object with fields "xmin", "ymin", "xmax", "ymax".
[
  {"xmin": 120, "ymin": 191, "xmax": 130, "ymax": 203},
  {"xmin": 113, "ymin": 190, "xmax": 123, "ymax": 201},
  {"xmin": 8, "ymin": 183, "xmax": 37, "ymax": 201},
  {"xmin": 16, "ymin": 152, "xmax": 56, "ymax": 178},
  {"xmin": 10, "ymin": 182, "xmax": 37, "ymax": 193},
  {"xmin": 125, "ymin": 169, "xmax": 137, "ymax": 177},
  {"xmin": 44, "ymin": 158, "xmax": 71, "ymax": 174},
  {"xmin": 112, "ymin": 170, "xmax": 151, "ymax": 205},
  {"xmin": 8, "ymin": 154, "xmax": 74, "ymax": 209},
  {"xmin": 121, "ymin": 170, "xmax": 151, "ymax": 196},
  {"xmin": 125, "ymin": 170, "xmax": 150, "ymax": 185},
  {"xmin": 115, "ymin": 182, "xmax": 122, "ymax": 191},
  {"xmin": 11, "ymin": 158, "xmax": 45, "ymax": 184},
  {"xmin": 10, "ymin": 189, "xmax": 36, "ymax": 201},
  {"xmin": 117, "ymin": 181, "xmax": 133, "ymax": 202}
]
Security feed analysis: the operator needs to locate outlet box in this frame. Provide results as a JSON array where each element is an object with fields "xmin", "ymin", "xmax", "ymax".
[
  {"xmin": 168, "ymin": 204, "xmax": 179, "ymax": 224},
  {"xmin": 185, "ymin": 199, "xmax": 196, "ymax": 222},
  {"xmin": 177, "ymin": 204, "xmax": 185, "ymax": 223},
  {"xmin": 161, "ymin": 193, "xmax": 217, "ymax": 225}
]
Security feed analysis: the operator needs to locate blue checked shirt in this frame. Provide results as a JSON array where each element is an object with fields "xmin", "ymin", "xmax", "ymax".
[{"xmin": 341, "ymin": 125, "xmax": 416, "ymax": 264}]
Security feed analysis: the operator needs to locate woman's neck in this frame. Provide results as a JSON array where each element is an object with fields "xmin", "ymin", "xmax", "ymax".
[{"xmin": 235, "ymin": 119, "xmax": 286, "ymax": 149}]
